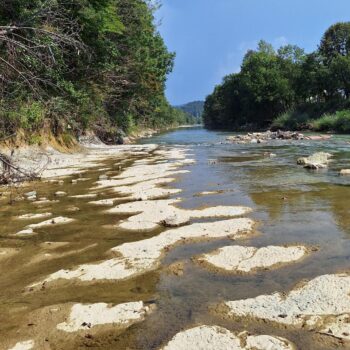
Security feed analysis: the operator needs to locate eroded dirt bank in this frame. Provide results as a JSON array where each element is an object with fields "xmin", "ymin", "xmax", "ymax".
[{"xmin": 1, "ymin": 129, "xmax": 350, "ymax": 349}]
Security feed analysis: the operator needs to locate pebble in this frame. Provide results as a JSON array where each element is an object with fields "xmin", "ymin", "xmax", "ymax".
[
  {"xmin": 55, "ymin": 191, "xmax": 67, "ymax": 197},
  {"xmin": 15, "ymin": 228, "xmax": 34, "ymax": 236}
]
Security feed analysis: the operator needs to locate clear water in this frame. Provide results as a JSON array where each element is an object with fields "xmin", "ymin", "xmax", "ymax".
[{"xmin": 1, "ymin": 126, "xmax": 350, "ymax": 349}]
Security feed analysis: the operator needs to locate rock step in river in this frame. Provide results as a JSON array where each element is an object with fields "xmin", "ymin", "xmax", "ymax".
[{"xmin": 1, "ymin": 127, "xmax": 350, "ymax": 349}]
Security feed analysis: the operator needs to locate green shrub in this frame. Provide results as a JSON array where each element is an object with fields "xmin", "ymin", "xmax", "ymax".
[
  {"xmin": 28, "ymin": 134, "xmax": 42, "ymax": 145},
  {"xmin": 272, "ymin": 110, "xmax": 311, "ymax": 130},
  {"xmin": 311, "ymin": 114, "xmax": 335, "ymax": 131},
  {"xmin": 333, "ymin": 110, "xmax": 350, "ymax": 133},
  {"xmin": 0, "ymin": 101, "xmax": 45, "ymax": 137},
  {"xmin": 311, "ymin": 110, "xmax": 350, "ymax": 133},
  {"xmin": 114, "ymin": 113, "xmax": 135, "ymax": 133},
  {"xmin": 18, "ymin": 102, "xmax": 45, "ymax": 130}
]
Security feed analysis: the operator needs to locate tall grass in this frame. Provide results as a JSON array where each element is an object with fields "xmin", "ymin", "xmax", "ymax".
[
  {"xmin": 271, "ymin": 109, "xmax": 350, "ymax": 133},
  {"xmin": 311, "ymin": 110, "xmax": 350, "ymax": 133},
  {"xmin": 271, "ymin": 110, "xmax": 311, "ymax": 130}
]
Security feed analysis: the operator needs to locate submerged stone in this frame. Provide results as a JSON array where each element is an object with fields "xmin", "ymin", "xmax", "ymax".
[{"xmin": 297, "ymin": 152, "xmax": 332, "ymax": 169}]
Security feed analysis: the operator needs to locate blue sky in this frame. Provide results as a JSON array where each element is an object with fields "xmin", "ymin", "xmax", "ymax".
[{"xmin": 157, "ymin": 0, "xmax": 350, "ymax": 105}]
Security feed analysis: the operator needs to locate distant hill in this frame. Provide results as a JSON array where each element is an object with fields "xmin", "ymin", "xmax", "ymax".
[{"xmin": 175, "ymin": 101, "xmax": 204, "ymax": 123}]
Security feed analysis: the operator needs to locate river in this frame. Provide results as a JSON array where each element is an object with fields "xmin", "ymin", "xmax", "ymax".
[{"xmin": 1, "ymin": 126, "xmax": 350, "ymax": 349}]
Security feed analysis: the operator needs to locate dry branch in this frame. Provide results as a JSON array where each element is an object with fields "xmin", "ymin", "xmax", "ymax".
[{"xmin": 0, "ymin": 151, "xmax": 47, "ymax": 185}]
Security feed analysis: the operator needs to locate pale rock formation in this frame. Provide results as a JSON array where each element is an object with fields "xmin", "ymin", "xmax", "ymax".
[
  {"xmin": 198, "ymin": 245, "xmax": 309, "ymax": 273},
  {"xmin": 222, "ymin": 274, "xmax": 350, "ymax": 340},
  {"xmin": 161, "ymin": 325, "xmax": 295, "ymax": 350},
  {"xmin": 57, "ymin": 302, "xmax": 151, "ymax": 333}
]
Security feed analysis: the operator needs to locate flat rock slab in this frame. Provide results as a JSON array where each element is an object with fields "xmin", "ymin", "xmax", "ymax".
[
  {"xmin": 161, "ymin": 325, "xmax": 295, "ymax": 350},
  {"xmin": 110, "ymin": 178, "xmax": 182, "ymax": 201},
  {"xmin": 96, "ymin": 169, "xmax": 188, "ymax": 189},
  {"xmin": 221, "ymin": 273, "xmax": 350, "ymax": 340},
  {"xmin": 107, "ymin": 198, "xmax": 251, "ymax": 231},
  {"xmin": 198, "ymin": 245, "xmax": 309, "ymax": 273},
  {"xmin": 55, "ymin": 191, "xmax": 67, "ymax": 197},
  {"xmin": 27, "ymin": 217, "xmax": 75, "ymax": 229},
  {"xmin": 14, "ymin": 228, "xmax": 36, "ymax": 237},
  {"xmin": 70, "ymin": 194, "xmax": 97, "ymax": 199},
  {"xmin": 57, "ymin": 302, "xmax": 151, "ymax": 333},
  {"xmin": 89, "ymin": 199, "xmax": 116, "ymax": 206},
  {"xmin": 16, "ymin": 213, "xmax": 52, "ymax": 220},
  {"xmin": 8, "ymin": 340, "xmax": 34, "ymax": 350},
  {"xmin": 31, "ymin": 218, "xmax": 254, "ymax": 285},
  {"xmin": 93, "ymin": 149, "xmax": 194, "ymax": 200},
  {"xmin": 32, "ymin": 199, "xmax": 59, "ymax": 205}
]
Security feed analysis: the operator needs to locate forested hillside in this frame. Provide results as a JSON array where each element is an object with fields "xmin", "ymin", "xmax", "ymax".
[
  {"xmin": 0, "ymin": 0, "xmax": 188, "ymax": 144},
  {"xmin": 176, "ymin": 101, "xmax": 204, "ymax": 123},
  {"xmin": 203, "ymin": 22, "xmax": 350, "ymax": 133}
]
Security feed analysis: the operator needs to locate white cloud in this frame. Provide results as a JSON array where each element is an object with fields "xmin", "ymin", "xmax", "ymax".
[
  {"xmin": 214, "ymin": 35, "xmax": 288, "ymax": 83},
  {"xmin": 238, "ymin": 36, "xmax": 288, "ymax": 54},
  {"xmin": 238, "ymin": 40, "xmax": 259, "ymax": 53},
  {"xmin": 273, "ymin": 36, "xmax": 288, "ymax": 48},
  {"xmin": 214, "ymin": 52, "xmax": 241, "ymax": 83}
]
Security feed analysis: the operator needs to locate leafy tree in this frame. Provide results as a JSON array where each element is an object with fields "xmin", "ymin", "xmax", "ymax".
[
  {"xmin": 257, "ymin": 40, "xmax": 275, "ymax": 55},
  {"xmin": 0, "ymin": 0, "xmax": 182, "ymax": 140},
  {"xmin": 204, "ymin": 22, "xmax": 350, "ymax": 132},
  {"xmin": 319, "ymin": 22, "xmax": 350, "ymax": 64},
  {"xmin": 239, "ymin": 44, "xmax": 294, "ymax": 126},
  {"xmin": 329, "ymin": 54, "xmax": 350, "ymax": 98}
]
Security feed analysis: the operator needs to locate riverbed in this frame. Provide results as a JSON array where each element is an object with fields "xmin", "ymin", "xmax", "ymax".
[{"xmin": 1, "ymin": 127, "xmax": 350, "ymax": 349}]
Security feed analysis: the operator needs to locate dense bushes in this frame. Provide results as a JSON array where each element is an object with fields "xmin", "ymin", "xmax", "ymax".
[
  {"xmin": 0, "ymin": 0, "xmax": 187, "ymax": 142},
  {"xmin": 311, "ymin": 111, "xmax": 350, "ymax": 133},
  {"xmin": 204, "ymin": 22, "xmax": 350, "ymax": 133},
  {"xmin": 271, "ymin": 111, "xmax": 311, "ymax": 131}
]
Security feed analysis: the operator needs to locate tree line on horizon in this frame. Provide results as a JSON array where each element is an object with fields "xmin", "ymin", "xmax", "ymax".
[
  {"xmin": 175, "ymin": 101, "xmax": 204, "ymax": 124},
  {"xmin": 203, "ymin": 22, "xmax": 350, "ymax": 133},
  {"xmin": 0, "ymin": 0, "xmax": 191, "ymax": 144}
]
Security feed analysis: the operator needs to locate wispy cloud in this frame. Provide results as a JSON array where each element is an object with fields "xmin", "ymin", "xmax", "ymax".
[
  {"xmin": 238, "ymin": 36, "xmax": 288, "ymax": 54},
  {"xmin": 238, "ymin": 40, "xmax": 259, "ymax": 53},
  {"xmin": 215, "ymin": 52, "xmax": 241, "ymax": 83},
  {"xmin": 273, "ymin": 36, "xmax": 288, "ymax": 48},
  {"xmin": 214, "ymin": 36, "xmax": 289, "ymax": 83}
]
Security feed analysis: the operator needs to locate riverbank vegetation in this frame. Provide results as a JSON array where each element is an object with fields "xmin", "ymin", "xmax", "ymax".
[
  {"xmin": 203, "ymin": 22, "xmax": 350, "ymax": 133},
  {"xmin": 0, "ymin": 0, "xmax": 190, "ymax": 144}
]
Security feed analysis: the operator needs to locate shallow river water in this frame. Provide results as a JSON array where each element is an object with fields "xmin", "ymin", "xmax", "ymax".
[{"xmin": 1, "ymin": 127, "xmax": 350, "ymax": 349}]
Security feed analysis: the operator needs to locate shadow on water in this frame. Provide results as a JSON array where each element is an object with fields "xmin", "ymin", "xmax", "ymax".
[{"xmin": 1, "ymin": 127, "xmax": 350, "ymax": 349}]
